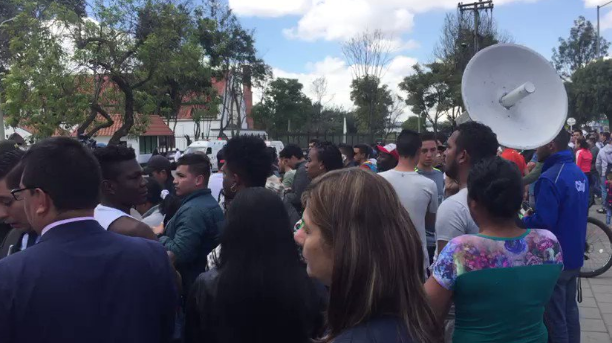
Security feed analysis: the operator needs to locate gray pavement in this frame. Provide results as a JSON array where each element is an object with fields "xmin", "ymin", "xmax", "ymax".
[{"xmin": 580, "ymin": 207, "xmax": 612, "ymax": 343}]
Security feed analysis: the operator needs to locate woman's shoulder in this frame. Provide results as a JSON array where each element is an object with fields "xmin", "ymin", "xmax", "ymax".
[{"xmin": 333, "ymin": 317, "xmax": 414, "ymax": 343}]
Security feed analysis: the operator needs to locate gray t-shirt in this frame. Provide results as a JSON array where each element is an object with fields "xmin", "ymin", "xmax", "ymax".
[
  {"xmin": 417, "ymin": 168, "xmax": 445, "ymax": 246},
  {"xmin": 417, "ymin": 168, "xmax": 444, "ymax": 205},
  {"xmin": 435, "ymin": 187, "xmax": 479, "ymax": 245},
  {"xmin": 379, "ymin": 170, "xmax": 438, "ymax": 271}
]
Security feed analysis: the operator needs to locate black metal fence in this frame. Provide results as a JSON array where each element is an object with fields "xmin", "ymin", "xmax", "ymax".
[{"xmin": 269, "ymin": 132, "xmax": 399, "ymax": 149}]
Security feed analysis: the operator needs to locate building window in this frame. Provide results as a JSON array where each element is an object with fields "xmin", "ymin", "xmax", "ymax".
[{"xmin": 139, "ymin": 136, "xmax": 158, "ymax": 154}]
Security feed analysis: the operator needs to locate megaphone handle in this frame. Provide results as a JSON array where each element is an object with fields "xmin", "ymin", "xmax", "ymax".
[{"xmin": 500, "ymin": 82, "xmax": 536, "ymax": 109}]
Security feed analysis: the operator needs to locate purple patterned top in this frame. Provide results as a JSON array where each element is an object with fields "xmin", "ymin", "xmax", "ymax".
[{"xmin": 432, "ymin": 229, "xmax": 563, "ymax": 290}]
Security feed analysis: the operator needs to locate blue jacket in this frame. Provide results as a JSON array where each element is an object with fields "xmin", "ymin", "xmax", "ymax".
[
  {"xmin": 0, "ymin": 220, "xmax": 178, "ymax": 343},
  {"xmin": 523, "ymin": 150, "xmax": 588, "ymax": 270},
  {"xmin": 160, "ymin": 188, "xmax": 224, "ymax": 294}
]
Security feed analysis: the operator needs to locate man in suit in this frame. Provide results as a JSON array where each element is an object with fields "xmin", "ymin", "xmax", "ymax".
[
  {"xmin": 0, "ymin": 137, "xmax": 178, "ymax": 343},
  {"xmin": 0, "ymin": 143, "xmax": 37, "ymax": 257}
]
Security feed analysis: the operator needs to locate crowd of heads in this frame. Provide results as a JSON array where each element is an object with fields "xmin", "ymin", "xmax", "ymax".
[{"xmin": 1, "ymin": 120, "xmax": 600, "ymax": 343}]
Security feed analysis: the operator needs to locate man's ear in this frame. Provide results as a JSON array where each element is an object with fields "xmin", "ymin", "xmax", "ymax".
[
  {"xmin": 35, "ymin": 189, "xmax": 51, "ymax": 216},
  {"xmin": 457, "ymin": 149, "xmax": 469, "ymax": 166},
  {"xmin": 195, "ymin": 174, "xmax": 205, "ymax": 187}
]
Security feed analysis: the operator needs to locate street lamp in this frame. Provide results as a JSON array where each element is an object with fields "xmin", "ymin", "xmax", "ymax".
[{"xmin": 597, "ymin": 1, "xmax": 612, "ymax": 59}]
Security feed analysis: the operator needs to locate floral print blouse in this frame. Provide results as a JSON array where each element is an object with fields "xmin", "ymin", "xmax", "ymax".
[{"xmin": 432, "ymin": 229, "xmax": 563, "ymax": 291}]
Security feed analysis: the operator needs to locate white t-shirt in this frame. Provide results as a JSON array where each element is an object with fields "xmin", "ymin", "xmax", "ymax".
[
  {"xmin": 379, "ymin": 170, "xmax": 439, "ymax": 272},
  {"xmin": 435, "ymin": 187, "xmax": 480, "ymax": 245},
  {"xmin": 208, "ymin": 173, "xmax": 224, "ymax": 202},
  {"xmin": 94, "ymin": 205, "xmax": 134, "ymax": 230}
]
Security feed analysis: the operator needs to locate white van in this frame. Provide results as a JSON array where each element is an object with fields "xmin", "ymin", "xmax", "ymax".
[
  {"xmin": 185, "ymin": 140, "xmax": 227, "ymax": 171},
  {"xmin": 265, "ymin": 141, "xmax": 285, "ymax": 155}
]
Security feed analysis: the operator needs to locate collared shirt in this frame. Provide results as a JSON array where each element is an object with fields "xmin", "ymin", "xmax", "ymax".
[{"xmin": 41, "ymin": 217, "xmax": 96, "ymax": 236}]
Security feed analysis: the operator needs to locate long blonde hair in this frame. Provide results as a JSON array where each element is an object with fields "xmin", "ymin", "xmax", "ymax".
[{"xmin": 303, "ymin": 168, "xmax": 442, "ymax": 343}]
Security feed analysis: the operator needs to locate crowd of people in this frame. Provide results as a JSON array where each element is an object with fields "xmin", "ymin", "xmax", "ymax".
[{"xmin": 0, "ymin": 119, "xmax": 593, "ymax": 343}]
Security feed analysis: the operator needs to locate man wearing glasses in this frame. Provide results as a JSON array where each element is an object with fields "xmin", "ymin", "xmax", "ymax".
[
  {"xmin": 0, "ymin": 142, "xmax": 36, "ymax": 257},
  {"xmin": 0, "ymin": 137, "xmax": 178, "ymax": 343}
]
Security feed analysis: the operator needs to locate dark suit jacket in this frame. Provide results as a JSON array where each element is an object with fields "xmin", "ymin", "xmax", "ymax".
[{"xmin": 0, "ymin": 219, "xmax": 178, "ymax": 343}]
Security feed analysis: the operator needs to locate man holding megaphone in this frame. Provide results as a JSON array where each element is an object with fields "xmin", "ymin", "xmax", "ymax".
[{"xmin": 523, "ymin": 129, "xmax": 588, "ymax": 343}]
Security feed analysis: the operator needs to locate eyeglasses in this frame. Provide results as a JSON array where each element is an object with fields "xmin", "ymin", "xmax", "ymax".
[{"xmin": 10, "ymin": 187, "xmax": 38, "ymax": 201}]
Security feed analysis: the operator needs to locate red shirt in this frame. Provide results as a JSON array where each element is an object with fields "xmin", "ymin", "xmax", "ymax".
[
  {"xmin": 500, "ymin": 148, "xmax": 527, "ymax": 176},
  {"xmin": 576, "ymin": 148, "xmax": 592, "ymax": 173}
]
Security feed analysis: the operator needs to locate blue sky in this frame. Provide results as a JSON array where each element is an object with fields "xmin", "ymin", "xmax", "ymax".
[{"xmin": 228, "ymin": 0, "xmax": 612, "ymax": 111}]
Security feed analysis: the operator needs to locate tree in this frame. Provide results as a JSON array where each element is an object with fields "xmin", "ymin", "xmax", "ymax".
[
  {"xmin": 2, "ymin": 2, "xmax": 91, "ymax": 139},
  {"xmin": 350, "ymin": 75, "xmax": 393, "ymax": 135},
  {"xmin": 569, "ymin": 59, "xmax": 612, "ymax": 127},
  {"xmin": 400, "ymin": 63, "xmax": 454, "ymax": 135},
  {"xmin": 383, "ymin": 94, "xmax": 405, "ymax": 139},
  {"xmin": 552, "ymin": 16, "xmax": 610, "ymax": 79},
  {"xmin": 402, "ymin": 116, "xmax": 426, "ymax": 132},
  {"xmin": 342, "ymin": 29, "xmax": 392, "ymax": 140},
  {"xmin": 198, "ymin": 0, "xmax": 271, "ymax": 138},
  {"xmin": 2, "ymin": 0, "xmax": 195, "ymax": 144},
  {"xmin": 433, "ymin": 12, "xmax": 510, "ymax": 117},
  {"xmin": 251, "ymin": 78, "xmax": 312, "ymax": 134}
]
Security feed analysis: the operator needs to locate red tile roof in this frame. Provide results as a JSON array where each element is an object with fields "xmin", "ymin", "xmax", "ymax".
[
  {"xmin": 178, "ymin": 79, "xmax": 227, "ymax": 120},
  {"xmin": 86, "ymin": 114, "xmax": 173, "ymax": 137}
]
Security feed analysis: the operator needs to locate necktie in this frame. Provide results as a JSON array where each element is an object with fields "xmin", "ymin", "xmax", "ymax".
[{"xmin": 26, "ymin": 233, "xmax": 38, "ymax": 248}]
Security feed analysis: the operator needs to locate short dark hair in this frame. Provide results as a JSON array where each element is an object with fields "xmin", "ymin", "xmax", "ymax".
[
  {"xmin": 573, "ymin": 129, "xmax": 583, "ymax": 135},
  {"xmin": 468, "ymin": 157, "xmax": 522, "ymax": 219},
  {"xmin": 420, "ymin": 132, "xmax": 436, "ymax": 143},
  {"xmin": 456, "ymin": 122, "xmax": 499, "ymax": 165},
  {"xmin": 338, "ymin": 143, "xmax": 355, "ymax": 159},
  {"xmin": 6, "ymin": 163, "xmax": 25, "ymax": 189},
  {"xmin": 354, "ymin": 144, "xmax": 371, "ymax": 158},
  {"xmin": 313, "ymin": 142, "xmax": 344, "ymax": 172},
  {"xmin": 93, "ymin": 145, "xmax": 137, "ymax": 180},
  {"xmin": 177, "ymin": 153, "xmax": 211, "ymax": 179},
  {"xmin": 279, "ymin": 144, "xmax": 304, "ymax": 160},
  {"xmin": 309, "ymin": 138, "xmax": 320, "ymax": 145},
  {"xmin": 224, "ymin": 136, "xmax": 271, "ymax": 187},
  {"xmin": 144, "ymin": 178, "xmax": 162, "ymax": 205},
  {"xmin": 21, "ymin": 137, "xmax": 101, "ymax": 211},
  {"xmin": 603, "ymin": 132, "xmax": 611, "ymax": 141},
  {"xmin": 217, "ymin": 148, "xmax": 225, "ymax": 171},
  {"xmin": 553, "ymin": 130, "xmax": 571, "ymax": 150},
  {"xmin": 396, "ymin": 129, "xmax": 422, "ymax": 158},
  {"xmin": 0, "ymin": 149, "xmax": 24, "ymax": 181}
]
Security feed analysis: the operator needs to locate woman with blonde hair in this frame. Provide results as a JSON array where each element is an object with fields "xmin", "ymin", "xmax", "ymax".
[{"xmin": 295, "ymin": 168, "xmax": 442, "ymax": 343}]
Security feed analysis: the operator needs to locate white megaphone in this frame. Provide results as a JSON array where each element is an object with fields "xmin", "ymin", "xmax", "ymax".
[{"xmin": 460, "ymin": 44, "xmax": 568, "ymax": 150}]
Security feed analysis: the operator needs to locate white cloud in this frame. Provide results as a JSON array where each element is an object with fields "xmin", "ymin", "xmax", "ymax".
[
  {"xmin": 584, "ymin": 0, "xmax": 605, "ymax": 7},
  {"xmin": 601, "ymin": 10, "xmax": 612, "ymax": 31},
  {"xmin": 229, "ymin": 0, "xmax": 309, "ymax": 17},
  {"xmin": 282, "ymin": 0, "xmax": 415, "ymax": 41},
  {"xmin": 233, "ymin": 0, "xmax": 543, "ymax": 42},
  {"xmin": 261, "ymin": 55, "xmax": 418, "ymax": 120}
]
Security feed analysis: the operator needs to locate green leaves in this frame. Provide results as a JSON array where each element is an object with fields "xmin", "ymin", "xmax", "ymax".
[{"xmin": 552, "ymin": 16, "xmax": 610, "ymax": 79}]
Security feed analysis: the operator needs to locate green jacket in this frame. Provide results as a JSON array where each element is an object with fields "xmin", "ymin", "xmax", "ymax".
[{"xmin": 160, "ymin": 188, "xmax": 224, "ymax": 293}]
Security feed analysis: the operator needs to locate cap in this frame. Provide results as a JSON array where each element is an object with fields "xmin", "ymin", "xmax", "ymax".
[
  {"xmin": 377, "ymin": 143, "xmax": 399, "ymax": 161},
  {"xmin": 145, "ymin": 155, "xmax": 171, "ymax": 175}
]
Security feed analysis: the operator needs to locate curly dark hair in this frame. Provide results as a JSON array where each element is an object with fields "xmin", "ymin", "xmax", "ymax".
[
  {"xmin": 456, "ymin": 122, "xmax": 499, "ymax": 165},
  {"xmin": 223, "ymin": 136, "xmax": 272, "ymax": 187},
  {"xmin": 468, "ymin": 156, "xmax": 522, "ymax": 219},
  {"xmin": 93, "ymin": 145, "xmax": 137, "ymax": 181}
]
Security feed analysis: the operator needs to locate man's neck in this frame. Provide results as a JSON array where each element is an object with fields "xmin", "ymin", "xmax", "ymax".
[
  {"xmin": 394, "ymin": 157, "xmax": 418, "ymax": 172},
  {"xmin": 100, "ymin": 198, "xmax": 132, "ymax": 215},
  {"xmin": 417, "ymin": 162, "xmax": 433, "ymax": 172}
]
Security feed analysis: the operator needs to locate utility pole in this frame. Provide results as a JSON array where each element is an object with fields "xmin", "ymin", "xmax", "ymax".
[
  {"xmin": 597, "ymin": 1, "xmax": 612, "ymax": 59},
  {"xmin": 458, "ymin": 0, "xmax": 494, "ymax": 56}
]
